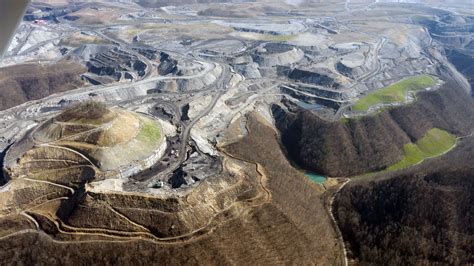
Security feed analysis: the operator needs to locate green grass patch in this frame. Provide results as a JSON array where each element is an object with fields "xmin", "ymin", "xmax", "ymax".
[
  {"xmin": 340, "ymin": 117, "xmax": 350, "ymax": 125},
  {"xmin": 136, "ymin": 118, "xmax": 162, "ymax": 145},
  {"xmin": 353, "ymin": 75, "xmax": 436, "ymax": 112},
  {"xmin": 387, "ymin": 128, "xmax": 456, "ymax": 171}
]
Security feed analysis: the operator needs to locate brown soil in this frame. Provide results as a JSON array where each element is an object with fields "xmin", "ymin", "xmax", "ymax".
[
  {"xmin": 0, "ymin": 62, "xmax": 86, "ymax": 111},
  {"xmin": 0, "ymin": 112, "xmax": 343, "ymax": 264},
  {"xmin": 56, "ymin": 101, "xmax": 109, "ymax": 122}
]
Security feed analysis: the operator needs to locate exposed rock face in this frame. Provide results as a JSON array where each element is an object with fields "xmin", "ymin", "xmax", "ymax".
[
  {"xmin": 76, "ymin": 45, "xmax": 147, "ymax": 83},
  {"xmin": 284, "ymin": 83, "xmax": 345, "ymax": 100},
  {"xmin": 135, "ymin": 48, "xmax": 158, "ymax": 60},
  {"xmin": 24, "ymin": 4, "xmax": 79, "ymax": 22},
  {"xmin": 253, "ymin": 43, "xmax": 304, "ymax": 67},
  {"xmin": 0, "ymin": 62, "xmax": 85, "ymax": 111},
  {"xmin": 334, "ymin": 136, "xmax": 474, "ymax": 265},
  {"xmin": 0, "ymin": 146, "xmax": 10, "ymax": 186},
  {"xmin": 418, "ymin": 15, "xmax": 474, "ymax": 96},
  {"xmin": 445, "ymin": 49, "xmax": 474, "ymax": 96},
  {"xmin": 147, "ymin": 63, "xmax": 222, "ymax": 93},
  {"xmin": 279, "ymin": 85, "xmax": 342, "ymax": 109},
  {"xmin": 233, "ymin": 62, "xmax": 261, "ymax": 79},
  {"xmin": 273, "ymin": 84, "xmax": 474, "ymax": 176},
  {"xmin": 336, "ymin": 52, "xmax": 366, "ymax": 79},
  {"xmin": 158, "ymin": 52, "xmax": 178, "ymax": 75},
  {"xmin": 288, "ymin": 68, "xmax": 341, "ymax": 89},
  {"xmin": 336, "ymin": 61, "xmax": 353, "ymax": 78},
  {"xmin": 168, "ymin": 167, "xmax": 188, "ymax": 188}
]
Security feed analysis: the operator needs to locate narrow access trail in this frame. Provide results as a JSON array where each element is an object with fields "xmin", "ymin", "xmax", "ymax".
[{"xmin": 327, "ymin": 179, "xmax": 350, "ymax": 266}]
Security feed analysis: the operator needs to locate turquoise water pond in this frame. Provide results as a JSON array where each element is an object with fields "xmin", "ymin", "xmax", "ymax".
[
  {"xmin": 296, "ymin": 101, "xmax": 324, "ymax": 111},
  {"xmin": 305, "ymin": 172, "xmax": 326, "ymax": 184}
]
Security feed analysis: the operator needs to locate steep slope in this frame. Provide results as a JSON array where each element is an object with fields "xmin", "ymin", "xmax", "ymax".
[
  {"xmin": 273, "ymin": 84, "xmax": 474, "ymax": 177},
  {"xmin": 334, "ymin": 136, "xmax": 474, "ymax": 265},
  {"xmin": 0, "ymin": 113, "xmax": 343, "ymax": 264},
  {"xmin": 3, "ymin": 101, "xmax": 166, "ymax": 183},
  {"xmin": 416, "ymin": 14, "xmax": 474, "ymax": 96},
  {"xmin": 446, "ymin": 49, "xmax": 474, "ymax": 96},
  {"xmin": 221, "ymin": 113, "xmax": 342, "ymax": 264},
  {"xmin": 0, "ymin": 62, "xmax": 86, "ymax": 111}
]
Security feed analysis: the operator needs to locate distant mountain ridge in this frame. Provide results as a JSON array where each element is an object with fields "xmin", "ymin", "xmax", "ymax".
[{"xmin": 32, "ymin": 0, "xmax": 255, "ymax": 6}]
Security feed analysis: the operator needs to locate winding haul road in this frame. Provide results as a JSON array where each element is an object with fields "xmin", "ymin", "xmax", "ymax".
[{"xmin": 143, "ymin": 65, "xmax": 231, "ymax": 186}]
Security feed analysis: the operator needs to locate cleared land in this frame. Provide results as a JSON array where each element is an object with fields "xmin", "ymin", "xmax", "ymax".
[
  {"xmin": 0, "ymin": 112, "xmax": 343, "ymax": 264},
  {"xmin": 353, "ymin": 75, "xmax": 436, "ymax": 111},
  {"xmin": 6, "ymin": 103, "xmax": 164, "ymax": 182},
  {"xmin": 59, "ymin": 32, "xmax": 110, "ymax": 47},
  {"xmin": 387, "ymin": 128, "xmax": 456, "ymax": 171},
  {"xmin": 136, "ymin": 117, "xmax": 162, "ymax": 146}
]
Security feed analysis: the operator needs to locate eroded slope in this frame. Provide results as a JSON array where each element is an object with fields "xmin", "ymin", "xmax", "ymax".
[{"xmin": 0, "ymin": 112, "xmax": 342, "ymax": 264}]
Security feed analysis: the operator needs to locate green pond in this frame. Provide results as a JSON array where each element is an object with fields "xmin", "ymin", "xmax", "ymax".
[{"xmin": 305, "ymin": 172, "xmax": 326, "ymax": 184}]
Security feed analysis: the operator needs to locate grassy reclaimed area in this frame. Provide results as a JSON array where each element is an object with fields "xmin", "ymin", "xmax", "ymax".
[
  {"xmin": 136, "ymin": 117, "xmax": 162, "ymax": 146},
  {"xmin": 387, "ymin": 128, "xmax": 456, "ymax": 171},
  {"xmin": 353, "ymin": 75, "xmax": 436, "ymax": 112}
]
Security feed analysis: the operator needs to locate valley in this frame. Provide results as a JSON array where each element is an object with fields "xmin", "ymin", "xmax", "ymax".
[{"xmin": 0, "ymin": 0, "xmax": 473, "ymax": 264}]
